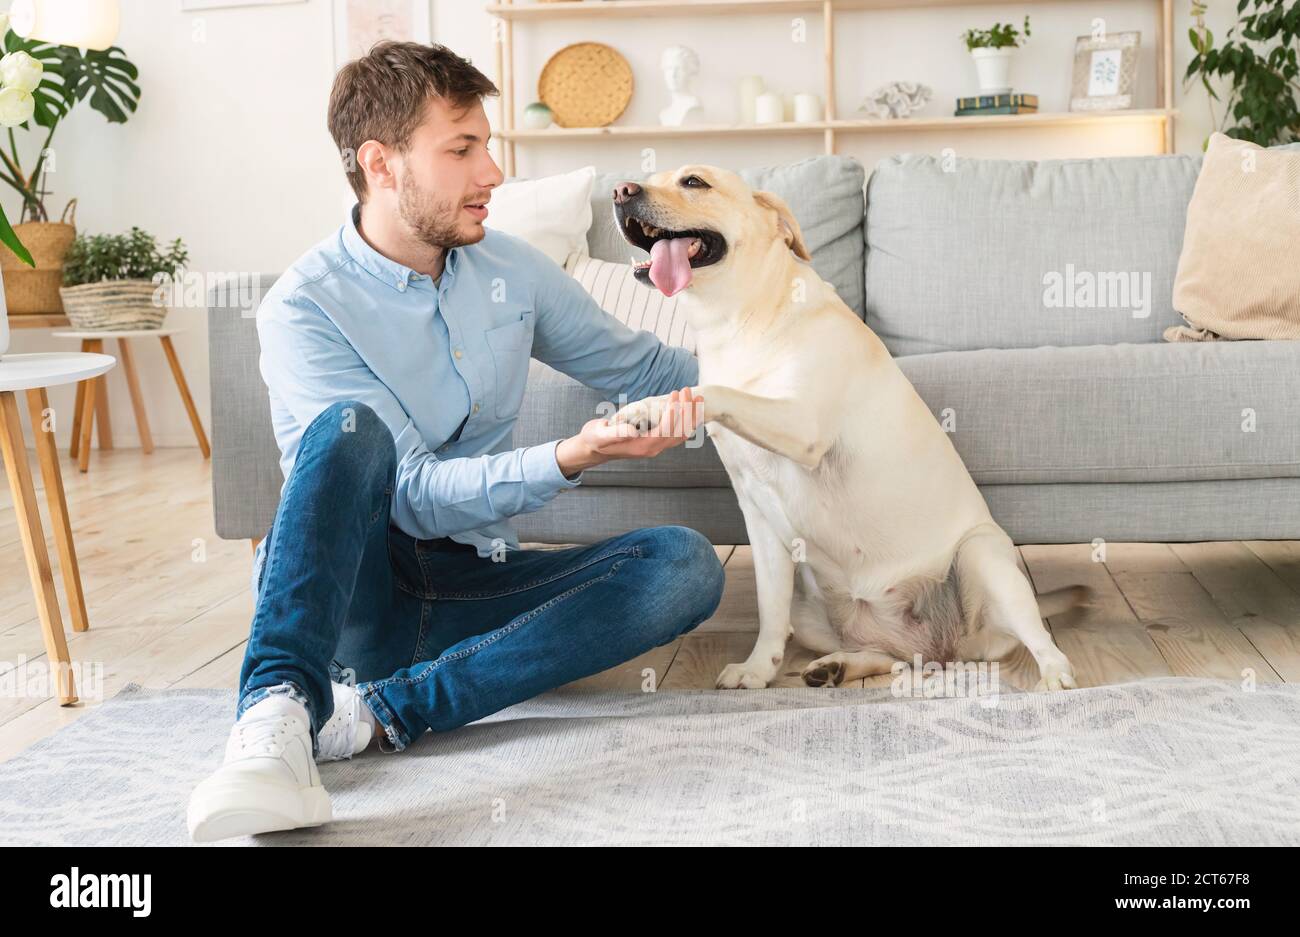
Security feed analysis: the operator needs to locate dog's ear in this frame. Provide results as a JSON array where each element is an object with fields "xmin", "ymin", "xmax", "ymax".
[{"xmin": 752, "ymin": 190, "xmax": 812, "ymax": 262}]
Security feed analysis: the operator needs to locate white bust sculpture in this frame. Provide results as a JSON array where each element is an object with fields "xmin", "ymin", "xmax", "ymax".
[{"xmin": 658, "ymin": 45, "xmax": 702, "ymax": 126}]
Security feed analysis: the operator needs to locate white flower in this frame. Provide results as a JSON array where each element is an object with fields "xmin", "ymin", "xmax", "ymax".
[
  {"xmin": 0, "ymin": 51, "xmax": 42, "ymax": 94},
  {"xmin": 0, "ymin": 15, "xmax": 9, "ymax": 37},
  {"xmin": 0, "ymin": 86, "xmax": 34, "ymax": 127}
]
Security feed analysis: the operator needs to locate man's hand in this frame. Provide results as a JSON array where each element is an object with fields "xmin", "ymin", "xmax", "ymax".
[{"xmin": 555, "ymin": 387, "xmax": 704, "ymax": 479}]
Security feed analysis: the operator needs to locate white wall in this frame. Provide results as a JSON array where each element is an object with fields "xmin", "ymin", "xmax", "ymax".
[{"xmin": 6, "ymin": 0, "xmax": 1235, "ymax": 447}]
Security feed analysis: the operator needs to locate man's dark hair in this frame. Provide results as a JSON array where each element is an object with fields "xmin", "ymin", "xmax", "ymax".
[{"xmin": 328, "ymin": 41, "xmax": 499, "ymax": 202}]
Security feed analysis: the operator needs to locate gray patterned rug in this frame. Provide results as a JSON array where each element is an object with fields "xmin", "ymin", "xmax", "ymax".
[{"xmin": 0, "ymin": 677, "xmax": 1297, "ymax": 846}]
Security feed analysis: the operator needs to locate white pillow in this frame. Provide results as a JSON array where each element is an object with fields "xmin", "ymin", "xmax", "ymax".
[
  {"xmin": 565, "ymin": 253, "xmax": 696, "ymax": 354},
  {"xmin": 487, "ymin": 166, "xmax": 596, "ymax": 266}
]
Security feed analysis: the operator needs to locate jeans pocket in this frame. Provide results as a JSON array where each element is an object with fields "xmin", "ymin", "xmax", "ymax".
[{"xmin": 484, "ymin": 310, "xmax": 535, "ymax": 419}]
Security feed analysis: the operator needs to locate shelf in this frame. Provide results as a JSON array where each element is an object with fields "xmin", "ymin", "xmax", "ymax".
[
  {"xmin": 488, "ymin": 0, "xmax": 1076, "ymax": 20},
  {"xmin": 498, "ymin": 109, "xmax": 1177, "ymax": 141},
  {"xmin": 490, "ymin": 0, "xmax": 1177, "ymax": 172}
]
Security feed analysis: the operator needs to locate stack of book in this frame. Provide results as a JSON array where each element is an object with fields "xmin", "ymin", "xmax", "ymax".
[{"xmin": 954, "ymin": 93, "xmax": 1038, "ymax": 116}]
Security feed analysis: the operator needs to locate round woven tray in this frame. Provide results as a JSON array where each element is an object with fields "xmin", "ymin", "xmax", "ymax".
[{"xmin": 538, "ymin": 42, "xmax": 633, "ymax": 128}]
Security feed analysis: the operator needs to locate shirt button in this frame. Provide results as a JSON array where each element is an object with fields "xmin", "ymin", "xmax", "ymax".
[
  {"xmin": 454, "ymin": 349, "xmax": 463, "ymax": 359},
  {"xmin": 472, "ymin": 402, "xmax": 480, "ymax": 414}
]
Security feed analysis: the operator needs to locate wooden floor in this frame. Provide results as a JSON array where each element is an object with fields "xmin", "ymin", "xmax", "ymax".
[{"xmin": 1, "ymin": 448, "xmax": 1299, "ymax": 763}]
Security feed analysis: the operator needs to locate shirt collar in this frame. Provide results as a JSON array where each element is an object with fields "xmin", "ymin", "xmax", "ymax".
[{"xmin": 342, "ymin": 202, "xmax": 460, "ymax": 292}]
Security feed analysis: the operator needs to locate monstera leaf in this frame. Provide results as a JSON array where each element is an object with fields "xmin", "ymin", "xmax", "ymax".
[{"xmin": 54, "ymin": 45, "xmax": 139, "ymax": 124}]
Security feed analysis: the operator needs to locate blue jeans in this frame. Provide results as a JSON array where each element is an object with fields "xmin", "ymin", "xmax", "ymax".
[{"xmin": 237, "ymin": 400, "xmax": 725, "ymax": 755}]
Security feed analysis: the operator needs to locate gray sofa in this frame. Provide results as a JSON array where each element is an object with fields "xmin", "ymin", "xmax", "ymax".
[{"xmin": 209, "ymin": 151, "xmax": 1300, "ymax": 546}]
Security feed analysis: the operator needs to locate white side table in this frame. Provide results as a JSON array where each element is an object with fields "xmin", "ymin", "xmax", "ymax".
[
  {"xmin": 52, "ymin": 328, "xmax": 211, "ymax": 473},
  {"xmin": 0, "ymin": 351, "xmax": 115, "ymax": 705}
]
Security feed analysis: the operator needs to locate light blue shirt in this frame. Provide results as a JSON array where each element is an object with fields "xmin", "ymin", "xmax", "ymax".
[{"xmin": 256, "ymin": 205, "xmax": 698, "ymax": 558}]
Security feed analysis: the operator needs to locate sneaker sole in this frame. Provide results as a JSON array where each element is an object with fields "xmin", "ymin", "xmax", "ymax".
[{"xmin": 188, "ymin": 780, "xmax": 332, "ymax": 842}]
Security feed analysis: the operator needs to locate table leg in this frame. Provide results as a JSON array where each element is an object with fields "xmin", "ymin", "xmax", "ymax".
[
  {"xmin": 77, "ymin": 364, "xmax": 97, "ymax": 474},
  {"xmin": 26, "ymin": 386, "xmax": 90, "ymax": 634},
  {"xmin": 69, "ymin": 339, "xmax": 89, "ymax": 461},
  {"xmin": 160, "ymin": 335, "xmax": 210, "ymax": 458},
  {"xmin": 0, "ymin": 391, "xmax": 78, "ymax": 705},
  {"xmin": 117, "ymin": 337, "xmax": 153, "ymax": 454},
  {"xmin": 93, "ymin": 379, "xmax": 112, "ymax": 452}
]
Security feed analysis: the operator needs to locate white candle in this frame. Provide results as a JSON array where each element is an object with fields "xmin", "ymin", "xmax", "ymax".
[
  {"xmin": 754, "ymin": 92, "xmax": 785, "ymax": 124},
  {"xmin": 738, "ymin": 76, "xmax": 765, "ymax": 124},
  {"xmin": 794, "ymin": 93, "xmax": 822, "ymax": 123}
]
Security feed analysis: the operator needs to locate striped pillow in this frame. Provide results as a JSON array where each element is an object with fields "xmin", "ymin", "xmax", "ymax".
[{"xmin": 564, "ymin": 252, "xmax": 696, "ymax": 353}]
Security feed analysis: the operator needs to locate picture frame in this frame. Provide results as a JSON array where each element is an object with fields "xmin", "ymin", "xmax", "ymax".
[
  {"xmin": 332, "ymin": 0, "xmax": 432, "ymax": 72},
  {"xmin": 1069, "ymin": 31, "xmax": 1140, "ymax": 112}
]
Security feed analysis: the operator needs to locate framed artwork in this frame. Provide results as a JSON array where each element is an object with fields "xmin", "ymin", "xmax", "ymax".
[
  {"xmin": 333, "ymin": 0, "xmax": 432, "ymax": 71},
  {"xmin": 1070, "ymin": 32, "xmax": 1140, "ymax": 111},
  {"xmin": 181, "ymin": 0, "xmax": 305, "ymax": 10}
]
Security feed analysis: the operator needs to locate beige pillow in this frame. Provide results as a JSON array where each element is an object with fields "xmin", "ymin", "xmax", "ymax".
[
  {"xmin": 564, "ymin": 252, "xmax": 696, "ymax": 353},
  {"xmin": 1165, "ymin": 133, "xmax": 1300, "ymax": 342}
]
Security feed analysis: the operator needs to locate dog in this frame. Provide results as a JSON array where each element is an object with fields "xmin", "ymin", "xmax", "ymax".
[{"xmin": 607, "ymin": 165, "xmax": 1089, "ymax": 691}]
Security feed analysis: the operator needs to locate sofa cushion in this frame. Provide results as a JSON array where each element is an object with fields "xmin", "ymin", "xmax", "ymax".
[
  {"xmin": 521, "ymin": 339, "xmax": 1300, "ymax": 489},
  {"xmin": 865, "ymin": 152, "xmax": 1204, "ymax": 355},
  {"xmin": 865, "ymin": 146, "xmax": 1300, "ymax": 357},
  {"xmin": 516, "ymin": 360, "xmax": 732, "ymax": 487},
  {"xmin": 565, "ymin": 253, "xmax": 695, "ymax": 352},
  {"xmin": 898, "ymin": 339, "xmax": 1300, "ymax": 485},
  {"xmin": 586, "ymin": 155, "xmax": 867, "ymax": 320}
]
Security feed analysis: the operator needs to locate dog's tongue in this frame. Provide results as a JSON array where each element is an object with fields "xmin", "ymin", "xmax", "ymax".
[{"xmin": 648, "ymin": 237, "xmax": 693, "ymax": 297}]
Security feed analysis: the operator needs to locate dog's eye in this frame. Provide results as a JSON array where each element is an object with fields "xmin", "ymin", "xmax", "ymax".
[{"xmin": 680, "ymin": 175, "xmax": 710, "ymax": 189}]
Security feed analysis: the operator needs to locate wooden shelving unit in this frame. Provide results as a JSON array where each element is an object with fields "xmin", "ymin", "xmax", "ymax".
[{"xmin": 488, "ymin": 0, "xmax": 1176, "ymax": 176}]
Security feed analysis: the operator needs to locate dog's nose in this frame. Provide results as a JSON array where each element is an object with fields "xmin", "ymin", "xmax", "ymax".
[{"xmin": 613, "ymin": 182, "xmax": 641, "ymax": 204}]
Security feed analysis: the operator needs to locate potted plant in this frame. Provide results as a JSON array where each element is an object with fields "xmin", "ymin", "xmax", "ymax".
[
  {"xmin": 60, "ymin": 228, "xmax": 187, "ymax": 331},
  {"xmin": 0, "ymin": 12, "xmax": 140, "ymax": 316},
  {"xmin": 1185, "ymin": 0, "xmax": 1299, "ymax": 147},
  {"xmin": 962, "ymin": 16, "xmax": 1032, "ymax": 94}
]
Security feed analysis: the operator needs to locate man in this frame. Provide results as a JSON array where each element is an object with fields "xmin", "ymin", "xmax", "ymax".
[{"xmin": 187, "ymin": 42, "xmax": 725, "ymax": 842}]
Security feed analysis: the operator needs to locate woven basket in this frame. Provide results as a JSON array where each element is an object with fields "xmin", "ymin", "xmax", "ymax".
[
  {"xmin": 0, "ymin": 200, "xmax": 77, "ymax": 315},
  {"xmin": 59, "ymin": 279, "xmax": 166, "ymax": 331}
]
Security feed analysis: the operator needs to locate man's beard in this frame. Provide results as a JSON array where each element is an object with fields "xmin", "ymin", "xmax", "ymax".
[{"xmin": 397, "ymin": 165, "xmax": 484, "ymax": 249}]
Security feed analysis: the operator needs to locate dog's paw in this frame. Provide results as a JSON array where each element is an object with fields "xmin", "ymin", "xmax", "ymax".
[
  {"xmin": 1033, "ymin": 653, "xmax": 1078, "ymax": 692},
  {"xmin": 801, "ymin": 656, "xmax": 846, "ymax": 688},
  {"xmin": 610, "ymin": 396, "xmax": 664, "ymax": 434},
  {"xmin": 716, "ymin": 662, "xmax": 771, "ymax": 689}
]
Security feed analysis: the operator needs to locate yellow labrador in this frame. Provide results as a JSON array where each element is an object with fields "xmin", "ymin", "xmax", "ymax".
[{"xmin": 609, "ymin": 165, "xmax": 1087, "ymax": 691}]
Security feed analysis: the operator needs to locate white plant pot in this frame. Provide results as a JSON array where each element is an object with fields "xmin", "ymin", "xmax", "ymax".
[{"xmin": 970, "ymin": 47, "xmax": 1014, "ymax": 94}]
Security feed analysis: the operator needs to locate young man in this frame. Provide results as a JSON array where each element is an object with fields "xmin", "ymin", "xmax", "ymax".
[{"xmin": 187, "ymin": 42, "xmax": 725, "ymax": 842}]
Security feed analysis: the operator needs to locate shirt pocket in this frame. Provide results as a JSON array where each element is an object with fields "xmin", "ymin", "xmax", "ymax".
[{"xmin": 484, "ymin": 310, "xmax": 536, "ymax": 420}]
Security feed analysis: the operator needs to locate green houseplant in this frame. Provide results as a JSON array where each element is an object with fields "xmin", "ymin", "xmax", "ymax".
[
  {"xmin": 1186, "ymin": 0, "xmax": 1300, "ymax": 147},
  {"xmin": 962, "ymin": 16, "xmax": 1032, "ymax": 94},
  {"xmin": 0, "ymin": 11, "xmax": 140, "ymax": 315},
  {"xmin": 60, "ymin": 227, "xmax": 187, "ymax": 331}
]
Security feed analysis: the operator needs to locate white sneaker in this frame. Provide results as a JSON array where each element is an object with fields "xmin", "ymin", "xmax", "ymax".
[
  {"xmin": 187, "ymin": 692, "xmax": 332, "ymax": 842},
  {"xmin": 315, "ymin": 681, "xmax": 376, "ymax": 762}
]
